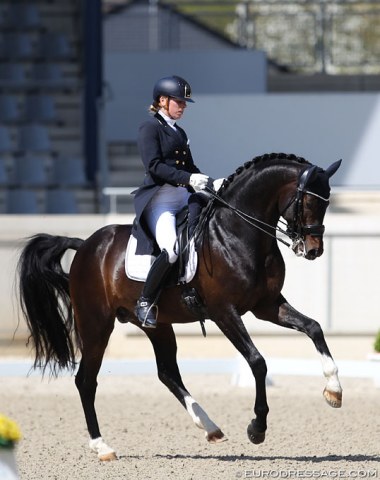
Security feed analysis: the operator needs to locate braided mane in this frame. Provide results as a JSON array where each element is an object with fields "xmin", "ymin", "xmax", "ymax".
[{"xmin": 221, "ymin": 152, "xmax": 311, "ymax": 191}]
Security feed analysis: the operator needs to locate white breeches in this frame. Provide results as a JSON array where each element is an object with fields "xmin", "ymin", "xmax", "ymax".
[{"xmin": 145, "ymin": 184, "xmax": 190, "ymax": 263}]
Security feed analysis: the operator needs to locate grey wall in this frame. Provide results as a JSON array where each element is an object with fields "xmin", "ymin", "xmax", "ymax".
[
  {"xmin": 180, "ymin": 93, "xmax": 380, "ymax": 187},
  {"xmin": 105, "ymin": 53, "xmax": 380, "ymax": 187},
  {"xmin": 104, "ymin": 50, "xmax": 267, "ymax": 141},
  {"xmin": 104, "ymin": 4, "xmax": 241, "ymax": 52}
]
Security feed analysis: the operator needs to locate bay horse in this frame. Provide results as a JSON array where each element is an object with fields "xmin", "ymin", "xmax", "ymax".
[{"xmin": 17, "ymin": 153, "xmax": 343, "ymax": 461}]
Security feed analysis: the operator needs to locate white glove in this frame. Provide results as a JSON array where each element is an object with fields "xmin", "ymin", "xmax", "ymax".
[
  {"xmin": 189, "ymin": 173, "xmax": 209, "ymax": 192},
  {"xmin": 213, "ymin": 178, "xmax": 225, "ymax": 192}
]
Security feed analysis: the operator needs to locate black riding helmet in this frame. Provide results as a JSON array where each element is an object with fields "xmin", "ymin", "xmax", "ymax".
[{"xmin": 153, "ymin": 75, "xmax": 195, "ymax": 103}]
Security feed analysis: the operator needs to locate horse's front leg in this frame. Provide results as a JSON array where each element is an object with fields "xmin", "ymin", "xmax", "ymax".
[
  {"xmin": 212, "ymin": 306, "xmax": 269, "ymax": 445},
  {"xmin": 143, "ymin": 323, "xmax": 226, "ymax": 443},
  {"xmin": 255, "ymin": 294, "xmax": 343, "ymax": 408}
]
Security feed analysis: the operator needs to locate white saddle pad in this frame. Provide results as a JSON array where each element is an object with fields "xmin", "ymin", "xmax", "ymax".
[{"xmin": 125, "ymin": 234, "xmax": 198, "ymax": 284}]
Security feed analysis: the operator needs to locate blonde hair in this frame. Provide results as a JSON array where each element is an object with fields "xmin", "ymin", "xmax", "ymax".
[{"xmin": 149, "ymin": 100, "xmax": 160, "ymax": 114}]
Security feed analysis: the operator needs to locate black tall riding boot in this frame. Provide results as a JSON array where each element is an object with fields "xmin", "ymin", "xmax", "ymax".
[{"xmin": 136, "ymin": 249, "xmax": 172, "ymax": 328}]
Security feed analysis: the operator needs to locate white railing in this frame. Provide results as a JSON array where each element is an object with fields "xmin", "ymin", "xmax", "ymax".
[{"xmin": 102, "ymin": 187, "xmax": 136, "ymax": 214}]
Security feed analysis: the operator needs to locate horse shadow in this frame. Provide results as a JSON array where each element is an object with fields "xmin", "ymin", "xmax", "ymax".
[{"xmin": 151, "ymin": 453, "xmax": 378, "ymax": 464}]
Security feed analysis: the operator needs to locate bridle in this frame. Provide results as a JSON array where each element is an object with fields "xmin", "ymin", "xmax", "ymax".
[
  {"xmin": 203, "ymin": 165, "xmax": 330, "ymax": 255},
  {"xmin": 284, "ymin": 166, "xmax": 329, "ymax": 238}
]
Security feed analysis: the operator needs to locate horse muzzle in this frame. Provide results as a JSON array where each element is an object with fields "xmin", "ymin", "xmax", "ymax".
[
  {"xmin": 290, "ymin": 222, "xmax": 325, "ymax": 259},
  {"xmin": 293, "ymin": 237, "xmax": 324, "ymax": 260},
  {"xmin": 304, "ymin": 224, "xmax": 325, "ymax": 259}
]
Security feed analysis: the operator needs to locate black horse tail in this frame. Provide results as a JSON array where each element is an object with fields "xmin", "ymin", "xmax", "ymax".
[{"xmin": 17, "ymin": 233, "xmax": 84, "ymax": 375}]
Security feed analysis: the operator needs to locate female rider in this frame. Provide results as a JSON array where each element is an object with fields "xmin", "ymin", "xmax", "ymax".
[{"xmin": 132, "ymin": 75, "xmax": 222, "ymax": 328}]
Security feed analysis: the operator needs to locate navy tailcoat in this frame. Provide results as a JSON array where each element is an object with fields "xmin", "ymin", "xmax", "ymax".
[{"xmin": 132, "ymin": 113, "xmax": 202, "ymax": 255}]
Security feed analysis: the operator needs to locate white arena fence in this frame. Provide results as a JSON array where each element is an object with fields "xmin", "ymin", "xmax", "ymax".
[{"xmin": 0, "ymin": 209, "xmax": 379, "ymax": 341}]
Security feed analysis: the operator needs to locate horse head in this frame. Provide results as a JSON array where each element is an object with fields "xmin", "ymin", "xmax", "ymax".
[{"xmin": 283, "ymin": 159, "xmax": 342, "ymax": 260}]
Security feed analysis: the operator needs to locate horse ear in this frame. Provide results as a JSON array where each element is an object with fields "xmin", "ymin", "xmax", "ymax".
[
  {"xmin": 325, "ymin": 159, "xmax": 342, "ymax": 178},
  {"xmin": 302, "ymin": 166, "xmax": 319, "ymax": 188}
]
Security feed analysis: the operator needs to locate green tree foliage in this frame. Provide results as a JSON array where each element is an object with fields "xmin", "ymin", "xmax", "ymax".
[{"xmin": 374, "ymin": 330, "xmax": 380, "ymax": 353}]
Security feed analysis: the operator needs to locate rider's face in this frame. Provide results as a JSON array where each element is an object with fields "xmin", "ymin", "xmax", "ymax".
[{"xmin": 159, "ymin": 96, "xmax": 187, "ymax": 120}]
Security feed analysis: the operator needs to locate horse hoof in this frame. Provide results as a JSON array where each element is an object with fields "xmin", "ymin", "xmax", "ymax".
[
  {"xmin": 206, "ymin": 429, "xmax": 228, "ymax": 443},
  {"xmin": 323, "ymin": 388, "xmax": 342, "ymax": 408},
  {"xmin": 247, "ymin": 424, "xmax": 266, "ymax": 445},
  {"xmin": 99, "ymin": 451, "xmax": 118, "ymax": 461},
  {"xmin": 89, "ymin": 437, "xmax": 117, "ymax": 461}
]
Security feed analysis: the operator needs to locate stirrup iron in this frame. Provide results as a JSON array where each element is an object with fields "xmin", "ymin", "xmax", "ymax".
[{"xmin": 136, "ymin": 298, "xmax": 158, "ymax": 328}]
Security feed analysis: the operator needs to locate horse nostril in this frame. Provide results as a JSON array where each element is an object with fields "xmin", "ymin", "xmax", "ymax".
[{"xmin": 306, "ymin": 248, "xmax": 321, "ymax": 259}]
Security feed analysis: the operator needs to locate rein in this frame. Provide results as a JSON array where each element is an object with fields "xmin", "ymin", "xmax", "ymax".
[
  {"xmin": 202, "ymin": 165, "xmax": 330, "ymax": 253},
  {"xmin": 204, "ymin": 186, "xmax": 293, "ymax": 248}
]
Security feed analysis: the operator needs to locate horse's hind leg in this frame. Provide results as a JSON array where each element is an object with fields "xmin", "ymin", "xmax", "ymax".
[
  {"xmin": 144, "ymin": 324, "xmax": 226, "ymax": 443},
  {"xmin": 75, "ymin": 318, "xmax": 117, "ymax": 461},
  {"xmin": 255, "ymin": 294, "xmax": 342, "ymax": 408}
]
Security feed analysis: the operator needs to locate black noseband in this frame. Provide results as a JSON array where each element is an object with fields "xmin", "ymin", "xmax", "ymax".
[{"xmin": 302, "ymin": 224, "xmax": 325, "ymax": 237}]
